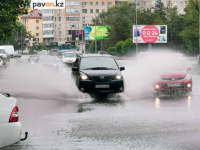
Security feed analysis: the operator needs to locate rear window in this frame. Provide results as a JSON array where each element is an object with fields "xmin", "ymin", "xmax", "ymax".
[
  {"xmin": 52, "ymin": 50, "xmax": 58, "ymax": 52},
  {"xmin": 63, "ymin": 53, "xmax": 76, "ymax": 57}
]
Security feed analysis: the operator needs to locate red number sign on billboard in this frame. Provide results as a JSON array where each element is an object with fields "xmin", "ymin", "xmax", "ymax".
[{"xmin": 141, "ymin": 25, "xmax": 159, "ymax": 43}]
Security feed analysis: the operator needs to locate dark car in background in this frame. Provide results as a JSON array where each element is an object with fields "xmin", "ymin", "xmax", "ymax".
[
  {"xmin": 50, "ymin": 49, "xmax": 59, "ymax": 55},
  {"xmin": 71, "ymin": 54, "xmax": 125, "ymax": 94}
]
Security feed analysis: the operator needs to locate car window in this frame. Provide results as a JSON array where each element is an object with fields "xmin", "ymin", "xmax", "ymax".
[
  {"xmin": 80, "ymin": 57, "xmax": 118, "ymax": 70},
  {"xmin": 63, "ymin": 53, "xmax": 76, "ymax": 57},
  {"xmin": 73, "ymin": 58, "xmax": 80, "ymax": 68}
]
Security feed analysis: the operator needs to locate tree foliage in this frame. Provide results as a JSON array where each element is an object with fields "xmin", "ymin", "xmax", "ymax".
[
  {"xmin": 115, "ymin": 41, "xmax": 124, "ymax": 54},
  {"xmin": 180, "ymin": 0, "xmax": 199, "ymax": 53},
  {"xmin": 122, "ymin": 38, "xmax": 136, "ymax": 55},
  {"xmin": 37, "ymin": 45, "xmax": 48, "ymax": 50},
  {"xmin": 0, "ymin": 0, "xmax": 30, "ymax": 42}
]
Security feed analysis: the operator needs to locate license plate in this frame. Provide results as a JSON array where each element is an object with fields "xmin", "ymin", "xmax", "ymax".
[
  {"xmin": 95, "ymin": 84, "xmax": 109, "ymax": 88},
  {"xmin": 167, "ymin": 83, "xmax": 181, "ymax": 87}
]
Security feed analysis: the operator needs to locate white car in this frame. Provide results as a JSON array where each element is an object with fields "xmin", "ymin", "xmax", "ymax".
[
  {"xmin": 0, "ymin": 93, "xmax": 27, "ymax": 148},
  {"xmin": 62, "ymin": 52, "xmax": 76, "ymax": 64}
]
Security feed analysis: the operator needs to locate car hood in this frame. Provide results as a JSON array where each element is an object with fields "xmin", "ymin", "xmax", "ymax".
[
  {"xmin": 157, "ymin": 70, "xmax": 188, "ymax": 78},
  {"xmin": 81, "ymin": 70, "xmax": 120, "ymax": 77}
]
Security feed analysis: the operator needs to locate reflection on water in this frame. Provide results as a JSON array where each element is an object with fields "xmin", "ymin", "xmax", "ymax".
[
  {"xmin": 78, "ymin": 99, "xmax": 124, "ymax": 113},
  {"xmin": 187, "ymin": 95, "xmax": 192, "ymax": 108},
  {"xmin": 155, "ymin": 97, "xmax": 160, "ymax": 108}
]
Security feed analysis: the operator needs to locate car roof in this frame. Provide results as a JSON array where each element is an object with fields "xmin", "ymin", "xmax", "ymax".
[{"xmin": 79, "ymin": 54, "xmax": 113, "ymax": 58}]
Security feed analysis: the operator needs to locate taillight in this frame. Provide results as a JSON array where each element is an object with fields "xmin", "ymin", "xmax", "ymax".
[
  {"xmin": 51, "ymin": 51, "xmax": 53, "ymax": 53},
  {"xmin": 57, "ymin": 51, "xmax": 59, "ymax": 53},
  {"xmin": 9, "ymin": 106, "xmax": 19, "ymax": 122}
]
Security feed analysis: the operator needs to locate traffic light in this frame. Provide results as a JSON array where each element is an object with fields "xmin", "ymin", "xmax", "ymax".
[{"xmin": 75, "ymin": 37, "xmax": 79, "ymax": 46}]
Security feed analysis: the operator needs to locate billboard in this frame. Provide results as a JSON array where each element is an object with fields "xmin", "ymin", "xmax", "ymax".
[
  {"xmin": 133, "ymin": 25, "xmax": 167, "ymax": 43},
  {"xmin": 85, "ymin": 26, "xmax": 111, "ymax": 40},
  {"xmin": 72, "ymin": 30, "xmax": 85, "ymax": 41}
]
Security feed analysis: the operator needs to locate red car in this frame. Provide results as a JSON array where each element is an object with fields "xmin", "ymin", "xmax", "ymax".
[{"xmin": 154, "ymin": 60, "xmax": 192, "ymax": 92}]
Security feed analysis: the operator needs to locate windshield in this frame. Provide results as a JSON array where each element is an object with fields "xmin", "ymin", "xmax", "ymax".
[
  {"xmin": 63, "ymin": 53, "xmax": 76, "ymax": 57},
  {"xmin": 152, "ymin": 59, "xmax": 185, "ymax": 70},
  {"xmin": 80, "ymin": 57, "xmax": 118, "ymax": 70}
]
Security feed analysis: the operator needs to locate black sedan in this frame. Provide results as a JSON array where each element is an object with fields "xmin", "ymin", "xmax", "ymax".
[{"xmin": 71, "ymin": 54, "xmax": 125, "ymax": 94}]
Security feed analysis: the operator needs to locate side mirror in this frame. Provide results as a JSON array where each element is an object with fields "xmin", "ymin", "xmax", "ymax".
[
  {"xmin": 72, "ymin": 67, "xmax": 78, "ymax": 71},
  {"xmin": 120, "ymin": 67, "xmax": 125, "ymax": 71},
  {"xmin": 186, "ymin": 67, "xmax": 191, "ymax": 71}
]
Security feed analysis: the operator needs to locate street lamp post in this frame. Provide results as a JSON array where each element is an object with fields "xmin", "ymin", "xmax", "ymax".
[
  {"xmin": 95, "ymin": 2, "xmax": 97, "ymax": 53},
  {"xmin": 135, "ymin": 0, "xmax": 138, "ymax": 54}
]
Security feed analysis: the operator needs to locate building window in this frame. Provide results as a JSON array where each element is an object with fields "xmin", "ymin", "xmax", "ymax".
[
  {"xmin": 43, "ymin": 30, "xmax": 54, "ymax": 35},
  {"xmin": 174, "ymin": 1, "xmax": 177, "ymax": 5},
  {"xmin": 43, "ymin": 23, "xmax": 54, "ymax": 28},
  {"xmin": 180, "ymin": 8, "xmax": 183, "ymax": 12},
  {"xmin": 36, "ymin": 20, "xmax": 39, "ymax": 23},
  {"xmin": 59, "ymin": 24, "xmax": 61, "ymax": 28},
  {"xmin": 96, "ymin": 2, "xmax": 99, "ymax": 6},
  {"xmin": 82, "ymin": 2, "xmax": 87, "ymax": 6},
  {"xmin": 66, "ymin": 16, "xmax": 79, "ymax": 20},
  {"xmin": 108, "ymin": 2, "xmax": 112, "ymax": 6},
  {"xmin": 36, "ymin": 33, "xmax": 39, "ymax": 36},
  {"xmin": 167, "ymin": 1, "xmax": 171, "ymax": 6},
  {"xmin": 67, "ymin": 37, "xmax": 72, "ymax": 41},
  {"xmin": 102, "ymin": 9, "xmax": 105, "ymax": 13},
  {"xmin": 96, "ymin": 9, "xmax": 99, "ymax": 13},
  {"xmin": 102, "ymin": 2, "xmax": 105, "ymax": 6},
  {"xmin": 66, "ymin": 1, "xmax": 79, "ymax": 5},
  {"xmin": 55, "ymin": 24, "xmax": 56, "ymax": 29},
  {"xmin": 59, "ymin": 17, "xmax": 61, "ymax": 21},
  {"xmin": 55, "ymin": 17, "xmax": 56, "ymax": 21},
  {"xmin": 82, "ymin": 9, "xmax": 87, "ymax": 13},
  {"xmin": 185, "ymin": 1, "xmax": 188, "ymax": 5},
  {"xmin": 66, "ymin": 23, "xmax": 79, "ymax": 27},
  {"xmin": 66, "ymin": 9, "xmax": 80, "ymax": 13},
  {"xmin": 90, "ymin": 2, "xmax": 93, "ymax": 5},
  {"xmin": 90, "ymin": 9, "xmax": 93, "ymax": 13},
  {"xmin": 59, "ymin": 31, "xmax": 61, "ymax": 36},
  {"xmin": 90, "ymin": 17, "xmax": 93, "ymax": 21},
  {"xmin": 143, "ymin": 2, "xmax": 146, "ymax": 7},
  {"xmin": 82, "ymin": 16, "xmax": 87, "ymax": 21},
  {"xmin": 36, "ymin": 26, "xmax": 39, "ymax": 30},
  {"xmin": 67, "ymin": 30, "xmax": 72, "ymax": 34},
  {"xmin": 180, "ymin": 1, "xmax": 183, "ymax": 5},
  {"xmin": 27, "ymin": 20, "xmax": 28, "ymax": 23}
]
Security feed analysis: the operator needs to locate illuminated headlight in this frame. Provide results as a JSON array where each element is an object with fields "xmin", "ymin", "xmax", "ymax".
[
  {"xmin": 80, "ymin": 75, "xmax": 90, "ymax": 80},
  {"xmin": 184, "ymin": 73, "xmax": 192, "ymax": 80},
  {"xmin": 114, "ymin": 75, "xmax": 123, "ymax": 80}
]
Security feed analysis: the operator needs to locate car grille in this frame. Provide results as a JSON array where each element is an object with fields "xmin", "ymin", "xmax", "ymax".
[
  {"xmin": 91, "ymin": 76, "xmax": 113, "ymax": 82},
  {"xmin": 162, "ymin": 84, "xmax": 185, "ymax": 89},
  {"xmin": 161, "ymin": 77, "xmax": 185, "ymax": 81}
]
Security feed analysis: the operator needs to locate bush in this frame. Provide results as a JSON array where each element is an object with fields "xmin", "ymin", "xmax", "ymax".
[
  {"xmin": 115, "ymin": 41, "xmax": 124, "ymax": 54},
  {"xmin": 122, "ymin": 38, "xmax": 136, "ymax": 55},
  {"xmin": 107, "ymin": 47, "xmax": 116, "ymax": 53},
  {"xmin": 37, "ymin": 45, "xmax": 48, "ymax": 50}
]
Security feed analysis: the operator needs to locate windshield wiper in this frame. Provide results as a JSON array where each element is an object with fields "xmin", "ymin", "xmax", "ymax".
[{"xmin": 83, "ymin": 67, "xmax": 116, "ymax": 70}]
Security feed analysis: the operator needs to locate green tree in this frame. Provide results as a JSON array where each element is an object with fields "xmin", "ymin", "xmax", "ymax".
[
  {"xmin": 107, "ymin": 47, "xmax": 116, "ymax": 53},
  {"xmin": 0, "ymin": 22, "xmax": 33, "ymax": 51},
  {"xmin": 180, "ymin": 0, "xmax": 199, "ymax": 53},
  {"xmin": 0, "ymin": 0, "xmax": 30, "ymax": 42},
  {"xmin": 153, "ymin": 0, "xmax": 166, "ymax": 21},
  {"xmin": 122, "ymin": 38, "xmax": 136, "ymax": 55},
  {"xmin": 115, "ymin": 41, "xmax": 124, "ymax": 54},
  {"xmin": 37, "ymin": 45, "xmax": 48, "ymax": 50}
]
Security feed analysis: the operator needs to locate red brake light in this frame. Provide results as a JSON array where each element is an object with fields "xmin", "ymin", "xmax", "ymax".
[
  {"xmin": 51, "ymin": 51, "xmax": 53, "ymax": 53},
  {"xmin": 9, "ymin": 106, "xmax": 19, "ymax": 122}
]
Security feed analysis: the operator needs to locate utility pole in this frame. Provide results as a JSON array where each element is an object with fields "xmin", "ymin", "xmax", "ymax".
[
  {"xmin": 95, "ymin": 1, "xmax": 97, "ymax": 53},
  {"xmin": 199, "ymin": 0, "xmax": 200, "ymax": 55},
  {"xmin": 21, "ymin": 27, "xmax": 22, "ymax": 52},
  {"xmin": 135, "ymin": 0, "xmax": 138, "ymax": 54}
]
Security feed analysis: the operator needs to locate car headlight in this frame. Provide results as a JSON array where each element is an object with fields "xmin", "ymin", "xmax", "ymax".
[
  {"xmin": 114, "ymin": 75, "xmax": 123, "ymax": 80},
  {"xmin": 80, "ymin": 74, "xmax": 90, "ymax": 81},
  {"xmin": 184, "ymin": 73, "xmax": 192, "ymax": 80}
]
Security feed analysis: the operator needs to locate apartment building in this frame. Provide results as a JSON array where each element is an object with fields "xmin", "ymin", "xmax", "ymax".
[{"xmin": 21, "ymin": 10, "xmax": 43, "ymax": 43}]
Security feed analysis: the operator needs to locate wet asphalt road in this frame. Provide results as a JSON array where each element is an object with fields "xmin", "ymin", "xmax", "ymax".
[{"xmin": 1, "ymin": 55, "xmax": 200, "ymax": 150}]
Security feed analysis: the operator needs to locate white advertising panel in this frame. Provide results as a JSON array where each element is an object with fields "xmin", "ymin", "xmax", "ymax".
[{"xmin": 133, "ymin": 25, "xmax": 167, "ymax": 43}]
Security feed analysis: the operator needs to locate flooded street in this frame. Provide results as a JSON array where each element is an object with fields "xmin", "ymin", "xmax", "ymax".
[{"xmin": 1, "ymin": 55, "xmax": 200, "ymax": 150}]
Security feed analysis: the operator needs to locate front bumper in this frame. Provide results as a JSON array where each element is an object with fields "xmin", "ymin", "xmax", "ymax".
[
  {"xmin": 78, "ymin": 80, "xmax": 124, "ymax": 93},
  {"xmin": 154, "ymin": 79, "xmax": 192, "ymax": 91}
]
